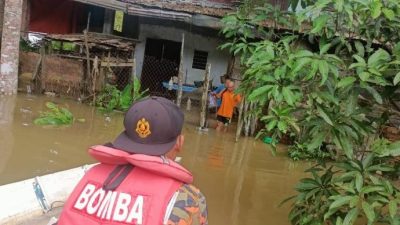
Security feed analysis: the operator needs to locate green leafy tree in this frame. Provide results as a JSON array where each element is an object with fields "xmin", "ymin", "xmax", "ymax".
[
  {"xmin": 221, "ymin": 0, "xmax": 400, "ymax": 159},
  {"xmin": 284, "ymin": 154, "xmax": 400, "ymax": 225},
  {"xmin": 221, "ymin": 0, "xmax": 400, "ymax": 224}
]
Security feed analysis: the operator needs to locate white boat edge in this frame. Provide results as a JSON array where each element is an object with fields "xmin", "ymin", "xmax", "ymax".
[{"xmin": 0, "ymin": 164, "xmax": 96, "ymax": 225}]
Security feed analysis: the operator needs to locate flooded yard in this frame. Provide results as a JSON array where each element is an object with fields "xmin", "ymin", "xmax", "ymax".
[{"xmin": 0, "ymin": 94, "xmax": 308, "ymax": 225}]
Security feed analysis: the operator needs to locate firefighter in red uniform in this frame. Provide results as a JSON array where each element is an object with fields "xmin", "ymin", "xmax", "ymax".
[{"xmin": 57, "ymin": 97, "xmax": 208, "ymax": 225}]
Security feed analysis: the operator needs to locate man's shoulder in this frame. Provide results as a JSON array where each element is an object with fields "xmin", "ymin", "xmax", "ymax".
[
  {"xmin": 167, "ymin": 184, "xmax": 208, "ymax": 225},
  {"xmin": 177, "ymin": 184, "xmax": 206, "ymax": 202}
]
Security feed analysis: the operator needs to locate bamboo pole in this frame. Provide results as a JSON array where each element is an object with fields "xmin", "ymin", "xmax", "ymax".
[
  {"xmin": 176, "ymin": 33, "xmax": 185, "ymax": 107},
  {"xmin": 199, "ymin": 64, "xmax": 211, "ymax": 128}
]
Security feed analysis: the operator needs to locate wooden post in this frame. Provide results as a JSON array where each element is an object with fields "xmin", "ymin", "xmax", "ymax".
[
  {"xmin": 176, "ymin": 33, "xmax": 185, "ymax": 107},
  {"xmin": 91, "ymin": 56, "xmax": 99, "ymax": 104},
  {"xmin": 33, "ymin": 46, "xmax": 45, "ymax": 94},
  {"xmin": 235, "ymin": 99, "xmax": 245, "ymax": 142},
  {"xmin": 250, "ymin": 102, "xmax": 258, "ymax": 136},
  {"xmin": 83, "ymin": 12, "xmax": 91, "ymax": 95},
  {"xmin": 243, "ymin": 101, "xmax": 250, "ymax": 136},
  {"xmin": 199, "ymin": 64, "xmax": 211, "ymax": 128},
  {"xmin": 83, "ymin": 30, "xmax": 91, "ymax": 94},
  {"xmin": 131, "ymin": 57, "xmax": 136, "ymax": 98}
]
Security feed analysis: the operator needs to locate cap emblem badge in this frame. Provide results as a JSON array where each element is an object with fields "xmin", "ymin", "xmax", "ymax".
[{"xmin": 136, "ymin": 118, "xmax": 151, "ymax": 138}]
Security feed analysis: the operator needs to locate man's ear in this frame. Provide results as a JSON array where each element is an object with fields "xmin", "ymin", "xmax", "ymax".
[{"xmin": 176, "ymin": 134, "xmax": 184, "ymax": 152}]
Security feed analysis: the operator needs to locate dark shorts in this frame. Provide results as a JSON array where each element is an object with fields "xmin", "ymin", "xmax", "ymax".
[{"xmin": 217, "ymin": 115, "xmax": 231, "ymax": 125}]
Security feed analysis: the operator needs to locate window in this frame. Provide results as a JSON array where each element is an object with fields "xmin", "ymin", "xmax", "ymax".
[{"xmin": 192, "ymin": 50, "xmax": 208, "ymax": 70}]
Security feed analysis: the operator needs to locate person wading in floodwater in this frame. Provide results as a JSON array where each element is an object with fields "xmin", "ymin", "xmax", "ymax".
[
  {"xmin": 214, "ymin": 79, "xmax": 241, "ymax": 132},
  {"xmin": 57, "ymin": 97, "xmax": 208, "ymax": 225},
  {"xmin": 211, "ymin": 75, "xmax": 231, "ymax": 111}
]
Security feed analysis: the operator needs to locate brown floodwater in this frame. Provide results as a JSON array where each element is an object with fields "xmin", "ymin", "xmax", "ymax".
[{"xmin": 0, "ymin": 94, "xmax": 309, "ymax": 225}]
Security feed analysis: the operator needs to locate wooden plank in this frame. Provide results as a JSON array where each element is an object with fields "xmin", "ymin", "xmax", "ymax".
[
  {"xmin": 72, "ymin": 0, "xmax": 127, "ymax": 12},
  {"xmin": 100, "ymin": 62, "xmax": 134, "ymax": 67}
]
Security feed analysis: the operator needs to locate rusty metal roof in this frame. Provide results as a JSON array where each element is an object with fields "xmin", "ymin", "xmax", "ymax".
[
  {"xmin": 118, "ymin": 0, "xmax": 234, "ymax": 17},
  {"xmin": 44, "ymin": 32, "xmax": 138, "ymax": 51}
]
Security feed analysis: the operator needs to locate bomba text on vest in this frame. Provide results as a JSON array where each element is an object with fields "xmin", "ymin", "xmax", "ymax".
[{"xmin": 74, "ymin": 183, "xmax": 146, "ymax": 224}]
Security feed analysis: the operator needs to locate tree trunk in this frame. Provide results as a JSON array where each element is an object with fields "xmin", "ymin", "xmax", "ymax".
[{"xmin": 0, "ymin": 0, "xmax": 23, "ymax": 95}]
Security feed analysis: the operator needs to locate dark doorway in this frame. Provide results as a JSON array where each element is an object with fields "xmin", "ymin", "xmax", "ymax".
[{"xmin": 140, "ymin": 38, "xmax": 181, "ymax": 97}]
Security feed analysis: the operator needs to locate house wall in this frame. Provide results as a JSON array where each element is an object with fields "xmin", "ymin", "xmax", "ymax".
[{"xmin": 134, "ymin": 23, "xmax": 230, "ymax": 86}]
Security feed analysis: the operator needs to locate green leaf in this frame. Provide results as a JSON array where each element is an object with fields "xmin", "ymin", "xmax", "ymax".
[
  {"xmin": 343, "ymin": 208, "xmax": 359, "ymax": 225},
  {"xmin": 359, "ymin": 72, "xmax": 370, "ymax": 81},
  {"xmin": 354, "ymin": 41, "xmax": 365, "ymax": 57},
  {"xmin": 34, "ymin": 117, "xmax": 63, "ymax": 125},
  {"xmin": 368, "ymin": 49, "xmax": 390, "ymax": 67},
  {"xmin": 355, "ymin": 173, "xmax": 363, "ymax": 192},
  {"xmin": 319, "ymin": 60, "xmax": 329, "ymax": 85},
  {"xmin": 277, "ymin": 121, "xmax": 288, "ymax": 132},
  {"xmin": 311, "ymin": 14, "xmax": 329, "ymax": 33},
  {"xmin": 389, "ymin": 200, "xmax": 397, "ymax": 218},
  {"xmin": 267, "ymin": 120, "xmax": 278, "ymax": 131},
  {"xmin": 335, "ymin": 0, "xmax": 344, "ymax": 12},
  {"xmin": 282, "ymin": 87, "xmax": 295, "ymax": 106},
  {"xmin": 330, "ymin": 196, "xmax": 353, "ymax": 209},
  {"xmin": 294, "ymin": 50, "xmax": 314, "ymax": 58},
  {"xmin": 364, "ymin": 85, "xmax": 383, "ymax": 104},
  {"xmin": 337, "ymin": 77, "xmax": 356, "ymax": 88},
  {"xmin": 307, "ymin": 131, "xmax": 326, "ymax": 150},
  {"xmin": 382, "ymin": 8, "xmax": 395, "ymax": 20},
  {"xmin": 384, "ymin": 141, "xmax": 400, "ymax": 157},
  {"xmin": 362, "ymin": 202, "xmax": 375, "ymax": 223},
  {"xmin": 120, "ymin": 83, "xmax": 133, "ymax": 110},
  {"xmin": 339, "ymin": 135, "xmax": 353, "ymax": 159},
  {"xmin": 370, "ymin": 0, "xmax": 382, "ymax": 19},
  {"xmin": 248, "ymin": 85, "xmax": 272, "ymax": 100},
  {"xmin": 317, "ymin": 106, "xmax": 333, "ymax": 126},
  {"xmin": 361, "ymin": 185, "xmax": 384, "ymax": 194},
  {"xmin": 320, "ymin": 43, "xmax": 331, "ymax": 55},
  {"xmin": 292, "ymin": 57, "xmax": 312, "ymax": 74},
  {"xmin": 325, "ymin": 195, "xmax": 356, "ymax": 220},
  {"xmin": 336, "ymin": 217, "xmax": 343, "ymax": 225},
  {"xmin": 353, "ymin": 54, "xmax": 366, "ymax": 65},
  {"xmin": 295, "ymin": 180, "xmax": 319, "ymax": 191},
  {"xmin": 394, "ymin": 72, "xmax": 400, "ymax": 85}
]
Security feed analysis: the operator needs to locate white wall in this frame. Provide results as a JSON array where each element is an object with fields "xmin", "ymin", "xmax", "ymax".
[{"xmin": 134, "ymin": 23, "xmax": 230, "ymax": 86}]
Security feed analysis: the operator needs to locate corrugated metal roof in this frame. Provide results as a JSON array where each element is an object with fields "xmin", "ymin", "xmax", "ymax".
[{"xmin": 120, "ymin": 0, "xmax": 234, "ymax": 17}]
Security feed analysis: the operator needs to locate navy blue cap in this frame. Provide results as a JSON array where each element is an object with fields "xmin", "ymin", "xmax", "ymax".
[{"xmin": 113, "ymin": 96, "xmax": 184, "ymax": 155}]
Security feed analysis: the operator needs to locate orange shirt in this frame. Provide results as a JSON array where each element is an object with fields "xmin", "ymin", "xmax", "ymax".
[{"xmin": 217, "ymin": 90, "xmax": 241, "ymax": 118}]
